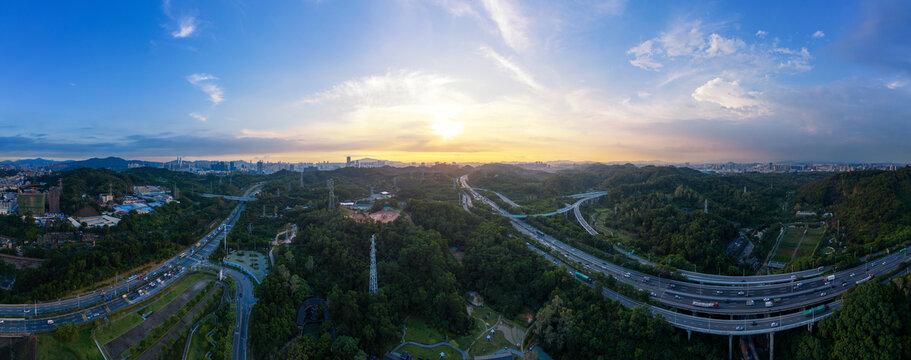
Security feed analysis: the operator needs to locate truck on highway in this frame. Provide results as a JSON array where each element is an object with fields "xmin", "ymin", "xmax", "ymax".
[
  {"xmin": 803, "ymin": 304, "xmax": 827, "ymax": 317},
  {"xmin": 692, "ymin": 301, "xmax": 719, "ymax": 308},
  {"xmin": 826, "ymin": 274, "xmax": 836, "ymax": 282},
  {"xmin": 47, "ymin": 320, "xmax": 54, "ymax": 325},
  {"xmin": 745, "ymin": 299, "xmax": 754, "ymax": 306},
  {"xmin": 574, "ymin": 271, "xmax": 593, "ymax": 284},
  {"xmin": 856, "ymin": 273, "xmax": 875, "ymax": 284},
  {"xmin": 765, "ymin": 301, "xmax": 773, "ymax": 308}
]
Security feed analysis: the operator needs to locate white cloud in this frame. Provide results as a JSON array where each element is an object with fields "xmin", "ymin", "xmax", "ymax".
[
  {"xmin": 186, "ymin": 73, "xmax": 224, "ymax": 105},
  {"xmin": 429, "ymin": 0, "xmax": 476, "ymax": 17},
  {"xmin": 886, "ymin": 79, "xmax": 908, "ymax": 89},
  {"xmin": 812, "ymin": 30, "xmax": 825, "ymax": 39},
  {"xmin": 756, "ymin": 30, "xmax": 768, "ymax": 38},
  {"xmin": 478, "ymin": 46, "xmax": 544, "ymax": 90},
  {"xmin": 481, "ymin": 0, "xmax": 530, "ymax": 52},
  {"xmin": 692, "ymin": 77, "xmax": 767, "ymax": 116},
  {"xmin": 172, "ymin": 16, "xmax": 197, "ymax": 38},
  {"xmin": 627, "ymin": 39, "xmax": 663, "ymax": 71},
  {"xmin": 705, "ymin": 33, "xmax": 744, "ymax": 57},
  {"xmin": 297, "ymin": 70, "xmax": 462, "ymax": 106},
  {"xmin": 627, "ymin": 21, "xmax": 813, "ymax": 76},
  {"xmin": 189, "ymin": 112, "xmax": 208, "ymax": 122},
  {"xmin": 774, "ymin": 47, "xmax": 812, "ymax": 71},
  {"xmin": 627, "ymin": 22, "xmax": 744, "ymax": 70}
]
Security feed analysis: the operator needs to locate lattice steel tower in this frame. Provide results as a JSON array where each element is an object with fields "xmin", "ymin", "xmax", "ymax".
[
  {"xmin": 327, "ymin": 178, "xmax": 335, "ymax": 210},
  {"xmin": 369, "ymin": 234, "xmax": 378, "ymax": 294}
]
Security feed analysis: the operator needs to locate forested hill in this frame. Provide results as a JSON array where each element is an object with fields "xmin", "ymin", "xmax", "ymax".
[{"xmin": 796, "ymin": 167, "xmax": 911, "ymax": 247}]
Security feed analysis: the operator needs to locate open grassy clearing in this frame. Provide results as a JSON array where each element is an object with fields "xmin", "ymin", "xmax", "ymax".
[
  {"xmin": 469, "ymin": 328, "xmax": 514, "ymax": 357},
  {"xmin": 95, "ymin": 312, "xmax": 143, "ymax": 345},
  {"xmin": 37, "ymin": 326, "xmax": 103, "ymax": 360},
  {"xmin": 404, "ymin": 317, "xmax": 447, "ymax": 345},
  {"xmin": 225, "ymin": 250, "xmax": 269, "ymax": 282},
  {"xmin": 398, "ymin": 344, "xmax": 462, "ymax": 360},
  {"xmin": 95, "ymin": 273, "xmax": 212, "ymax": 344},
  {"xmin": 795, "ymin": 227, "xmax": 826, "ymax": 257},
  {"xmin": 104, "ymin": 278, "xmax": 212, "ymax": 358},
  {"xmin": 186, "ymin": 315, "xmax": 215, "ymax": 360}
]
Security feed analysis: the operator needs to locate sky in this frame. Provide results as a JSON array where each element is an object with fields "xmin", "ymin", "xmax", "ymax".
[{"xmin": 1, "ymin": 0, "xmax": 909, "ymax": 163}]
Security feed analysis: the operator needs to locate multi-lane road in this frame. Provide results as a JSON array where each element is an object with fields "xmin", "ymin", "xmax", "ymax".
[
  {"xmin": 0, "ymin": 183, "xmax": 262, "ymax": 360},
  {"xmin": 461, "ymin": 175, "xmax": 911, "ymax": 335}
]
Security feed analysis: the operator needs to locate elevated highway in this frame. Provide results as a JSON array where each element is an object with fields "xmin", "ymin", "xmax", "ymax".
[
  {"xmin": 461, "ymin": 174, "xmax": 910, "ymax": 319},
  {"xmin": 0, "ymin": 184, "xmax": 262, "ymax": 360}
]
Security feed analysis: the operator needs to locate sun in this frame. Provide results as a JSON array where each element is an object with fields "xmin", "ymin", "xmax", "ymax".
[{"xmin": 428, "ymin": 107, "xmax": 464, "ymax": 141}]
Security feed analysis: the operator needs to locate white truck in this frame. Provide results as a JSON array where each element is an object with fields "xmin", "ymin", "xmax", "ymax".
[
  {"xmin": 765, "ymin": 301, "xmax": 773, "ymax": 308},
  {"xmin": 826, "ymin": 274, "xmax": 836, "ymax": 282}
]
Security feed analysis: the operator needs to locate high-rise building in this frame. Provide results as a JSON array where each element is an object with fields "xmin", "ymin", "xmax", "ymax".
[
  {"xmin": 47, "ymin": 187, "xmax": 61, "ymax": 214},
  {"xmin": 17, "ymin": 192, "xmax": 45, "ymax": 216},
  {"xmin": 256, "ymin": 160, "xmax": 264, "ymax": 174}
]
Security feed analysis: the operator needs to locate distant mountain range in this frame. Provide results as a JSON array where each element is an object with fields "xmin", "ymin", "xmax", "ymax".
[{"xmin": 0, "ymin": 157, "xmax": 160, "ymax": 170}]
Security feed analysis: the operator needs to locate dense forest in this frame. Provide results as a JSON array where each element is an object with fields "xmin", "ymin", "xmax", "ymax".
[
  {"xmin": 780, "ymin": 274, "xmax": 911, "ymax": 360},
  {"xmin": 467, "ymin": 164, "xmax": 828, "ymax": 274},
  {"xmin": 249, "ymin": 168, "xmax": 723, "ymax": 359},
  {"xmin": 796, "ymin": 167, "xmax": 911, "ymax": 252}
]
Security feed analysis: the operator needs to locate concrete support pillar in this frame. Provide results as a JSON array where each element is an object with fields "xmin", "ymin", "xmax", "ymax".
[
  {"xmin": 729, "ymin": 335, "xmax": 733, "ymax": 360},
  {"xmin": 687, "ymin": 329, "xmax": 692, "ymax": 341},
  {"xmin": 770, "ymin": 332, "xmax": 774, "ymax": 360}
]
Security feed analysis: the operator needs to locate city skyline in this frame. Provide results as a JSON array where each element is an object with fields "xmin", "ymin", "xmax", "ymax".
[{"xmin": 2, "ymin": 1, "xmax": 910, "ymax": 163}]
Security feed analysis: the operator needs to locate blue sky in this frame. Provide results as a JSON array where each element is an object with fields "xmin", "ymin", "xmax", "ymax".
[{"xmin": 1, "ymin": 0, "xmax": 909, "ymax": 163}]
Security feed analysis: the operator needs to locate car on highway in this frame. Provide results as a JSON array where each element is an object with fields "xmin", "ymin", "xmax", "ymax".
[
  {"xmin": 624, "ymin": 272, "xmax": 631, "ymax": 278},
  {"xmin": 763, "ymin": 297, "xmax": 770, "ymax": 302},
  {"xmin": 737, "ymin": 291, "xmax": 745, "ymax": 296},
  {"xmin": 820, "ymin": 292, "xmax": 827, "ymax": 297},
  {"xmin": 850, "ymin": 273, "xmax": 856, "ymax": 277},
  {"xmin": 668, "ymin": 283, "xmax": 676, "ymax": 289},
  {"xmin": 735, "ymin": 326, "xmax": 744, "ymax": 331},
  {"xmin": 651, "ymin": 292, "xmax": 657, "ymax": 297},
  {"xmin": 716, "ymin": 290, "xmax": 724, "ymax": 295},
  {"xmin": 674, "ymin": 295, "xmax": 682, "ymax": 300},
  {"xmin": 770, "ymin": 322, "xmax": 779, "ymax": 328},
  {"xmin": 842, "ymin": 281, "xmax": 848, "ymax": 287}
]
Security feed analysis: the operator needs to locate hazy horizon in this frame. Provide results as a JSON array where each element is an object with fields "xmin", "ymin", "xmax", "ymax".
[{"xmin": 2, "ymin": 1, "xmax": 909, "ymax": 163}]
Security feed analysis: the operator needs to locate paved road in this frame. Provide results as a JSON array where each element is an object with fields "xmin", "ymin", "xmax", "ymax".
[
  {"xmin": 462, "ymin": 175, "xmax": 911, "ymax": 317},
  {"xmin": 222, "ymin": 266, "xmax": 256, "ymax": 360},
  {"xmin": 527, "ymin": 240, "xmax": 840, "ymax": 336},
  {"xmin": 0, "ymin": 183, "xmax": 262, "ymax": 353}
]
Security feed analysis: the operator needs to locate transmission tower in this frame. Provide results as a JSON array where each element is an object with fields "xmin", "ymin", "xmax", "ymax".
[
  {"xmin": 300, "ymin": 171, "xmax": 304, "ymax": 187},
  {"xmin": 327, "ymin": 179, "xmax": 336, "ymax": 210},
  {"xmin": 369, "ymin": 234, "xmax": 378, "ymax": 295}
]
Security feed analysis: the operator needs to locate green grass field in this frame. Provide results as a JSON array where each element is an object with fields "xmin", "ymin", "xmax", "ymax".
[
  {"xmin": 771, "ymin": 227, "xmax": 805, "ymax": 263},
  {"xmin": 469, "ymin": 328, "xmax": 514, "ymax": 357},
  {"xmin": 186, "ymin": 315, "xmax": 215, "ymax": 360},
  {"xmin": 398, "ymin": 344, "xmax": 462, "ymax": 360},
  {"xmin": 226, "ymin": 251, "xmax": 269, "ymax": 282},
  {"xmin": 95, "ymin": 312, "xmax": 143, "ymax": 345},
  {"xmin": 37, "ymin": 326, "xmax": 103, "ymax": 360},
  {"xmin": 404, "ymin": 317, "xmax": 447, "ymax": 345},
  {"xmin": 96, "ymin": 273, "xmax": 213, "ymax": 345},
  {"xmin": 795, "ymin": 227, "xmax": 825, "ymax": 257}
]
